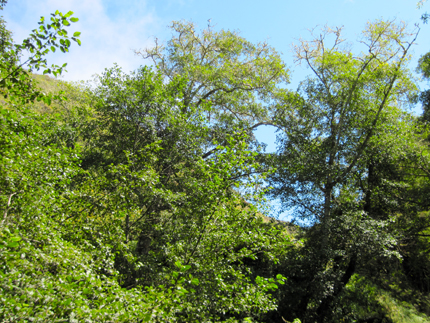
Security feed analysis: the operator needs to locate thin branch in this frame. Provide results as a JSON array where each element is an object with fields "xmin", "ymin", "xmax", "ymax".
[{"xmin": 2, "ymin": 191, "xmax": 19, "ymax": 226}]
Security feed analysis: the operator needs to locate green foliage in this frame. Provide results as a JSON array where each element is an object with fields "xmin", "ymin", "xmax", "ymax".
[
  {"xmin": 0, "ymin": 19, "xmax": 291, "ymax": 319},
  {"xmin": 1, "ymin": 4, "xmax": 430, "ymax": 322},
  {"xmin": 137, "ymin": 20, "xmax": 289, "ymax": 147},
  {"xmin": 267, "ymin": 20, "xmax": 427, "ymax": 323},
  {"xmin": 418, "ymin": 52, "xmax": 430, "ymax": 79},
  {"xmin": 335, "ymin": 275, "xmax": 430, "ymax": 322},
  {"xmin": 75, "ymin": 63, "xmax": 292, "ymax": 321},
  {"xmin": 0, "ymin": 8, "xmax": 80, "ymax": 104},
  {"xmin": 417, "ymin": 52, "xmax": 430, "ymax": 123},
  {"xmin": 0, "ymin": 108, "xmax": 153, "ymax": 321}
]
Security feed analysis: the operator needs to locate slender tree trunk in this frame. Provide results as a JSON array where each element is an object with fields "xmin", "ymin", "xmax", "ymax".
[
  {"xmin": 364, "ymin": 161, "xmax": 375, "ymax": 215},
  {"xmin": 321, "ymin": 184, "xmax": 333, "ymax": 251}
]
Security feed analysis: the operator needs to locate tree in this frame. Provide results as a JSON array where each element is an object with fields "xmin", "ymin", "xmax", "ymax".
[
  {"xmin": 136, "ymin": 21, "xmax": 289, "ymax": 153},
  {"xmin": 81, "ymin": 24, "xmax": 293, "ymax": 318},
  {"xmin": 269, "ymin": 20, "xmax": 419, "ymax": 322},
  {"xmin": 0, "ymin": 7, "xmax": 177, "ymax": 322},
  {"xmin": 78, "ymin": 64, "xmax": 290, "ymax": 321},
  {"xmin": 77, "ymin": 31, "xmax": 294, "ymax": 317}
]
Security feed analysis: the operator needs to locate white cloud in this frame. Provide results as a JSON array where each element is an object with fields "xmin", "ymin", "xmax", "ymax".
[{"xmin": 2, "ymin": 0, "xmax": 163, "ymax": 81}]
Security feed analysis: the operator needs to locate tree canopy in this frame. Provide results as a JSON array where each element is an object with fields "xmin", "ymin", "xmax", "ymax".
[{"xmin": 2, "ymin": 3, "xmax": 430, "ymax": 323}]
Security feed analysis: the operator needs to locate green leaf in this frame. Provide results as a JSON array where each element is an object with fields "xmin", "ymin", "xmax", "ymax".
[
  {"xmin": 70, "ymin": 17, "xmax": 79, "ymax": 23},
  {"xmin": 182, "ymin": 265, "xmax": 191, "ymax": 272},
  {"xmin": 7, "ymin": 242, "xmax": 19, "ymax": 248},
  {"xmin": 73, "ymin": 31, "xmax": 81, "ymax": 37},
  {"xmin": 142, "ymin": 313, "xmax": 152, "ymax": 322},
  {"xmin": 42, "ymin": 95, "xmax": 52, "ymax": 105}
]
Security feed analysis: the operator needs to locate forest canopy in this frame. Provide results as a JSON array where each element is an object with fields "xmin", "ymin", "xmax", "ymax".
[{"xmin": 1, "ymin": 2, "xmax": 430, "ymax": 323}]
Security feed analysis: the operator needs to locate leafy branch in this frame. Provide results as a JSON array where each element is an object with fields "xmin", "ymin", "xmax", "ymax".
[{"xmin": 0, "ymin": 10, "xmax": 80, "ymax": 104}]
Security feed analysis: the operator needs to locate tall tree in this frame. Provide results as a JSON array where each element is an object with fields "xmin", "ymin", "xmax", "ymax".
[
  {"xmin": 79, "ymin": 64, "xmax": 289, "ymax": 321},
  {"xmin": 269, "ymin": 20, "xmax": 419, "ymax": 322},
  {"xmin": 0, "ymin": 11, "xmax": 290, "ymax": 321},
  {"xmin": 80, "ymin": 24, "xmax": 293, "ymax": 317},
  {"xmin": 136, "ymin": 21, "xmax": 289, "ymax": 153}
]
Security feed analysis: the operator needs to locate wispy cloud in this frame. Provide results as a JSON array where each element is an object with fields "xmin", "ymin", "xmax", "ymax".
[{"xmin": 3, "ymin": 0, "xmax": 162, "ymax": 81}]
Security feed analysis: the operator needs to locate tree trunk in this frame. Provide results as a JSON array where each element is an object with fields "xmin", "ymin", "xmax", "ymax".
[{"xmin": 315, "ymin": 254, "xmax": 357, "ymax": 323}]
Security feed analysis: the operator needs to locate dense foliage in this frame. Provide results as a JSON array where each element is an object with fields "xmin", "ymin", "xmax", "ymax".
[{"xmin": 1, "ymin": 3, "xmax": 430, "ymax": 323}]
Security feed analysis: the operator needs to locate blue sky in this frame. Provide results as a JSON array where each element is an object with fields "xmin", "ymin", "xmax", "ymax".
[{"xmin": 2, "ymin": 0, "xmax": 429, "ymax": 219}]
